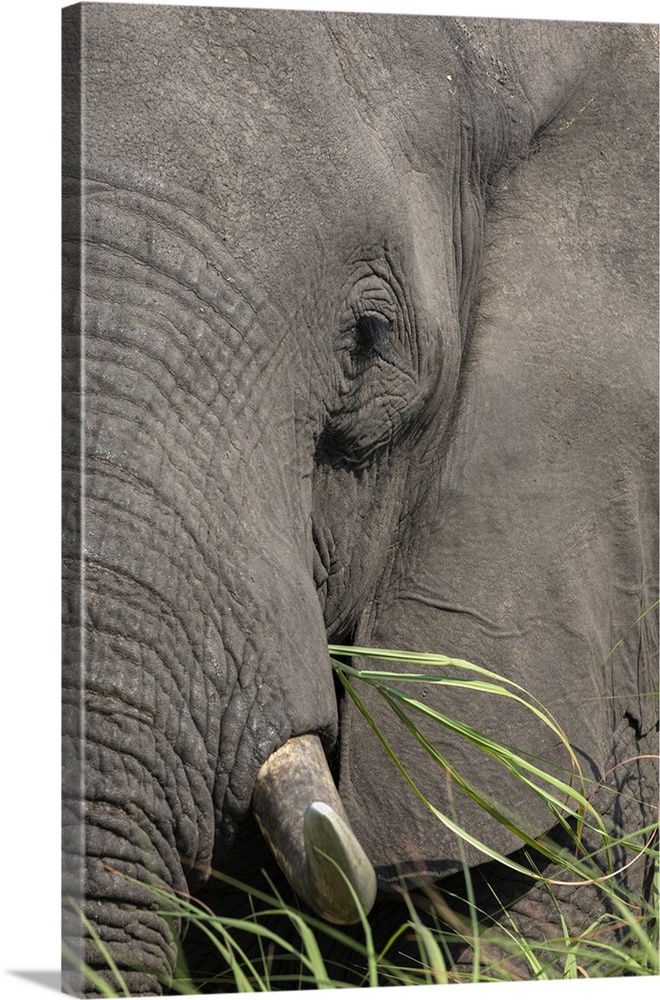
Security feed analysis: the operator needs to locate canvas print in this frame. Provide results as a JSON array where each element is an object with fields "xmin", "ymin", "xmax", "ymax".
[{"xmin": 62, "ymin": 2, "xmax": 659, "ymax": 996}]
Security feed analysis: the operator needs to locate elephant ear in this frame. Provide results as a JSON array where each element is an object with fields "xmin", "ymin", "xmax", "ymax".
[{"xmin": 338, "ymin": 21, "xmax": 658, "ymax": 888}]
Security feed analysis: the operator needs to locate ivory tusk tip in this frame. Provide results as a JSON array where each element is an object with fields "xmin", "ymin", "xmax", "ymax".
[{"xmin": 304, "ymin": 801, "xmax": 377, "ymax": 924}]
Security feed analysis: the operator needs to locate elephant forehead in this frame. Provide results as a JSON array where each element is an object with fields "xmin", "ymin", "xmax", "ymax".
[
  {"xmin": 191, "ymin": 8, "xmax": 471, "ymax": 161},
  {"xmin": 79, "ymin": 6, "xmax": 515, "ymax": 255},
  {"xmin": 82, "ymin": 8, "xmax": 450, "ymax": 172}
]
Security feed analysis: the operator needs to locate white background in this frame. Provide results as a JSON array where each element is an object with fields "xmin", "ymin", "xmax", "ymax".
[{"xmin": 2, "ymin": 1, "xmax": 657, "ymax": 998}]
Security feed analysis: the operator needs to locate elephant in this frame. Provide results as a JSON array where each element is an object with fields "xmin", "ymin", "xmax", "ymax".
[{"xmin": 62, "ymin": 3, "xmax": 658, "ymax": 996}]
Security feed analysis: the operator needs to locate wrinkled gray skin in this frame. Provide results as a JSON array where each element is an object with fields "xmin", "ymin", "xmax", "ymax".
[{"xmin": 62, "ymin": 5, "xmax": 658, "ymax": 996}]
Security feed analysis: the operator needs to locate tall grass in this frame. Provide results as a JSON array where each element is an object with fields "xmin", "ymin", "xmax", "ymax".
[{"xmin": 65, "ymin": 642, "xmax": 659, "ymax": 995}]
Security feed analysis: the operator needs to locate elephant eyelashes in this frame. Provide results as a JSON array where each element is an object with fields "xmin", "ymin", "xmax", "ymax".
[{"xmin": 354, "ymin": 314, "xmax": 392, "ymax": 359}]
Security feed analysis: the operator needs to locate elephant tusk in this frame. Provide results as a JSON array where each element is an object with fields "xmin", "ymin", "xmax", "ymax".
[{"xmin": 252, "ymin": 734, "xmax": 377, "ymax": 924}]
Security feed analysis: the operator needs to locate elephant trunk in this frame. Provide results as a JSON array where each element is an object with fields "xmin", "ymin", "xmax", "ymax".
[
  {"xmin": 62, "ymin": 798, "xmax": 181, "ymax": 998},
  {"xmin": 252, "ymin": 734, "xmax": 377, "ymax": 924},
  {"xmin": 63, "ymin": 109, "xmax": 367, "ymax": 986}
]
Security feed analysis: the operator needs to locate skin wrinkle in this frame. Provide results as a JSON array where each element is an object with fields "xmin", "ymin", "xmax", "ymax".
[
  {"xmin": 87, "ymin": 728, "xmax": 210, "ymax": 842},
  {"xmin": 83, "ymin": 180, "xmax": 278, "ymax": 335},
  {"xmin": 87, "ymin": 284, "xmax": 263, "ymax": 402},
  {"xmin": 80, "ymin": 838, "xmax": 179, "ymax": 986},
  {"xmin": 78, "ymin": 545, "xmax": 226, "ymax": 770},
  {"xmin": 80, "ymin": 601, "xmax": 215, "ymax": 739},
  {"xmin": 82, "ymin": 670, "xmax": 220, "ymax": 823},
  {"xmin": 87, "ymin": 246, "xmax": 262, "ymax": 401},
  {"xmin": 314, "ymin": 454, "xmax": 411, "ymax": 641},
  {"xmin": 84, "ymin": 321, "xmax": 226, "ymax": 438},
  {"xmin": 395, "ymin": 590, "xmax": 525, "ymax": 638},
  {"xmin": 85, "ymin": 759, "xmax": 193, "ymax": 862},
  {"xmin": 82, "ymin": 497, "xmax": 216, "ymax": 637},
  {"xmin": 86, "ymin": 459, "xmax": 214, "ymax": 573},
  {"xmin": 85, "ymin": 410, "xmax": 224, "ymax": 549},
  {"xmin": 81, "ymin": 738, "xmax": 215, "ymax": 915},
  {"xmin": 86, "ymin": 390, "xmax": 219, "ymax": 489},
  {"xmin": 84, "ymin": 803, "xmax": 185, "ymax": 885}
]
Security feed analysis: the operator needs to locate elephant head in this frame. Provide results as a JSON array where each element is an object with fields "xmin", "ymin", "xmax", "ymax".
[{"xmin": 62, "ymin": 5, "xmax": 658, "ymax": 996}]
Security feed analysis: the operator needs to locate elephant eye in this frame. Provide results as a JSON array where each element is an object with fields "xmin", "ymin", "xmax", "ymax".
[
  {"xmin": 318, "ymin": 262, "xmax": 433, "ymax": 468},
  {"xmin": 354, "ymin": 313, "xmax": 392, "ymax": 359}
]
